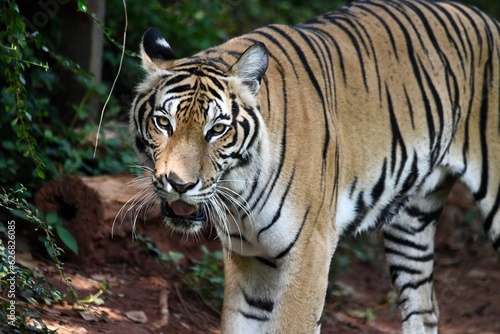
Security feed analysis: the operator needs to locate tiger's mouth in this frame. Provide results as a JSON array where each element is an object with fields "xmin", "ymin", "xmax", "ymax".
[{"xmin": 161, "ymin": 200, "xmax": 207, "ymax": 229}]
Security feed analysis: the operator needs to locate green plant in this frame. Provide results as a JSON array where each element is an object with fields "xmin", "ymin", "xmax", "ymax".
[
  {"xmin": 184, "ymin": 245, "xmax": 224, "ymax": 312},
  {"xmin": 0, "ymin": 187, "xmax": 77, "ymax": 333},
  {"xmin": 78, "ymin": 281, "xmax": 108, "ymax": 306},
  {"xmin": 1, "ymin": 1, "xmax": 47, "ymax": 181},
  {"xmin": 330, "ymin": 234, "xmax": 381, "ymax": 276},
  {"xmin": 346, "ymin": 307, "xmax": 378, "ymax": 322},
  {"xmin": 0, "ymin": 0, "xmax": 138, "ymax": 200},
  {"xmin": 42, "ymin": 213, "xmax": 78, "ymax": 256},
  {"xmin": 135, "ymin": 234, "xmax": 185, "ymax": 271},
  {"xmin": 6, "ymin": 195, "xmax": 78, "ymax": 256},
  {"xmin": 0, "ymin": 245, "xmax": 58, "ymax": 334}
]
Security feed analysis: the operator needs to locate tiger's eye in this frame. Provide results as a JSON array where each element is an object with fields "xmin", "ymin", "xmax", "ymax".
[
  {"xmin": 157, "ymin": 116, "xmax": 170, "ymax": 129},
  {"xmin": 211, "ymin": 123, "xmax": 226, "ymax": 134}
]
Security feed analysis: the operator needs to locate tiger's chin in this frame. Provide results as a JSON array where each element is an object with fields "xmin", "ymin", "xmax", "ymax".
[{"xmin": 161, "ymin": 200, "xmax": 207, "ymax": 234}]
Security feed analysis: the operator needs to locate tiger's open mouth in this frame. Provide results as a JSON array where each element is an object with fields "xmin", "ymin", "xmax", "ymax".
[{"xmin": 161, "ymin": 200, "xmax": 207, "ymax": 226}]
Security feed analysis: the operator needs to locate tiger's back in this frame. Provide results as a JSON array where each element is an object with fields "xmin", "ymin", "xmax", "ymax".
[{"xmin": 131, "ymin": 0, "xmax": 500, "ymax": 333}]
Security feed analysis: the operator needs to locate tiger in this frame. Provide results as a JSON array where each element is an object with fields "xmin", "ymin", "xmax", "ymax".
[{"xmin": 129, "ymin": 0, "xmax": 500, "ymax": 332}]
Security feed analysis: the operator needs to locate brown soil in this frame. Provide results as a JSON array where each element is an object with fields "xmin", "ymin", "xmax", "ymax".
[{"xmin": 24, "ymin": 181, "xmax": 500, "ymax": 333}]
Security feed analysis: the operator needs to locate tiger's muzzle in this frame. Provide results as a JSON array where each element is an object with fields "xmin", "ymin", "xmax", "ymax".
[{"xmin": 162, "ymin": 200, "xmax": 206, "ymax": 221}]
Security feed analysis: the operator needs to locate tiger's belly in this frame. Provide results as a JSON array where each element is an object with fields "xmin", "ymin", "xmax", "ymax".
[{"xmin": 335, "ymin": 164, "xmax": 454, "ymax": 237}]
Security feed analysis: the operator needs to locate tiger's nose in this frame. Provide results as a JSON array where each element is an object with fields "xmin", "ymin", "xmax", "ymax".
[{"xmin": 166, "ymin": 173, "xmax": 197, "ymax": 193}]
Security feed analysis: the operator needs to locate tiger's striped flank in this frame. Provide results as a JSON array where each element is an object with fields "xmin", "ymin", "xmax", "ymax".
[{"xmin": 130, "ymin": 1, "xmax": 500, "ymax": 332}]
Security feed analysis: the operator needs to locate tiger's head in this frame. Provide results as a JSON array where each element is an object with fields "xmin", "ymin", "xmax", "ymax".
[{"xmin": 130, "ymin": 28, "xmax": 269, "ymax": 234}]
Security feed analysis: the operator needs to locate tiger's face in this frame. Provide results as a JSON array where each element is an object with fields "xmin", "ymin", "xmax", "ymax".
[{"xmin": 131, "ymin": 28, "xmax": 268, "ymax": 234}]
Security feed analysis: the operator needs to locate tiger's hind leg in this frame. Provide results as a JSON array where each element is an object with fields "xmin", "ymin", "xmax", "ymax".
[
  {"xmin": 483, "ymin": 188, "xmax": 500, "ymax": 254},
  {"xmin": 461, "ymin": 164, "xmax": 500, "ymax": 257},
  {"xmin": 383, "ymin": 173, "xmax": 455, "ymax": 334}
]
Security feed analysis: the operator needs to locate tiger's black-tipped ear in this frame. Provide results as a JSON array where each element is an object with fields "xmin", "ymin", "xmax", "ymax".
[
  {"xmin": 229, "ymin": 43, "xmax": 269, "ymax": 95},
  {"xmin": 141, "ymin": 27, "xmax": 176, "ymax": 72}
]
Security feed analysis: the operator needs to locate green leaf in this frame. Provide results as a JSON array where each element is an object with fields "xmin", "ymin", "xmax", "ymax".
[
  {"xmin": 36, "ymin": 168, "xmax": 45, "ymax": 179},
  {"xmin": 18, "ymin": 74, "xmax": 26, "ymax": 85},
  {"xmin": 77, "ymin": 0, "xmax": 88, "ymax": 13},
  {"xmin": 168, "ymin": 251, "xmax": 185, "ymax": 264},
  {"xmin": 9, "ymin": 208, "xmax": 29, "ymax": 221},
  {"xmin": 55, "ymin": 226, "xmax": 78, "ymax": 255},
  {"xmin": 23, "ymin": 110, "xmax": 32, "ymax": 121},
  {"xmin": 45, "ymin": 212, "xmax": 60, "ymax": 225}
]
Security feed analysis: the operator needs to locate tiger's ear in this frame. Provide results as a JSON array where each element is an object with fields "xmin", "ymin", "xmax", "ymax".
[
  {"xmin": 229, "ymin": 43, "xmax": 269, "ymax": 95},
  {"xmin": 141, "ymin": 27, "xmax": 176, "ymax": 72}
]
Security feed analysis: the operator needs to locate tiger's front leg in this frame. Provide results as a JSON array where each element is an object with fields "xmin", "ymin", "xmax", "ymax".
[{"xmin": 220, "ymin": 224, "xmax": 337, "ymax": 334}]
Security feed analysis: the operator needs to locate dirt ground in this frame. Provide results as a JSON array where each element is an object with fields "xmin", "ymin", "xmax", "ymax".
[{"xmin": 22, "ymin": 182, "xmax": 500, "ymax": 333}]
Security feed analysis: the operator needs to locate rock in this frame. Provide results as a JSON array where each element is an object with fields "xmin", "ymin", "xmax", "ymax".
[
  {"xmin": 125, "ymin": 310, "xmax": 148, "ymax": 324},
  {"xmin": 79, "ymin": 311, "xmax": 99, "ymax": 322}
]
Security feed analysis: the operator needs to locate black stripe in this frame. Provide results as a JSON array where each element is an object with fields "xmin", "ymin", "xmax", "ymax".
[
  {"xmin": 384, "ymin": 246, "xmax": 434, "ymax": 262},
  {"xmin": 341, "ymin": 190, "xmax": 369, "ymax": 236},
  {"xmin": 134, "ymin": 135, "xmax": 147, "ymax": 154},
  {"xmin": 371, "ymin": 196, "xmax": 408, "ymax": 231},
  {"xmin": 473, "ymin": 58, "xmax": 492, "ymax": 201},
  {"xmin": 421, "ymin": 2, "xmax": 467, "ymax": 127},
  {"xmin": 356, "ymin": 3, "xmax": 399, "ymax": 60},
  {"xmin": 403, "ymin": 87, "xmax": 416, "ymax": 129},
  {"xmin": 391, "ymin": 223, "xmax": 415, "ymax": 235},
  {"xmin": 255, "ymin": 257, "xmax": 277, "ymax": 269},
  {"xmin": 269, "ymin": 25, "xmax": 331, "ymax": 161},
  {"xmin": 406, "ymin": 206, "xmax": 442, "ymax": 224},
  {"xmin": 390, "ymin": 264, "xmax": 423, "ymax": 282},
  {"xmin": 348, "ymin": 178, "xmax": 358, "ymax": 198},
  {"xmin": 162, "ymin": 73, "xmax": 191, "ymax": 86},
  {"xmin": 383, "ymin": 231, "xmax": 428, "ymax": 251},
  {"xmin": 243, "ymin": 292, "xmax": 274, "ymax": 313},
  {"xmin": 389, "ymin": 264, "xmax": 422, "ymax": 276},
  {"xmin": 297, "ymin": 26, "xmax": 336, "ymax": 118},
  {"xmin": 386, "ymin": 86, "xmax": 408, "ymax": 183},
  {"xmin": 371, "ymin": 158, "xmax": 387, "ymax": 203},
  {"xmin": 402, "ymin": 309, "xmax": 435, "ymax": 323},
  {"xmin": 276, "ymin": 207, "xmax": 310, "ymax": 259},
  {"xmin": 135, "ymin": 92, "xmax": 155, "ymax": 134},
  {"xmin": 240, "ymin": 105, "xmax": 261, "ymax": 153},
  {"xmin": 385, "ymin": 0, "xmax": 429, "ymax": 50},
  {"xmin": 257, "ymin": 168, "xmax": 295, "ymax": 239},
  {"xmin": 321, "ymin": 15, "xmax": 369, "ymax": 91},
  {"xmin": 380, "ymin": 1, "xmax": 437, "ymax": 151},
  {"xmin": 301, "ymin": 25, "xmax": 346, "ymax": 85},
  {"xmin": 239, "ymin": 311, "xmax": 269, "ymax": 322},
  {"xmin": 399, "ymin": 274, "xmax": 434, "ymax": 294},
  {"xmin": 294, "ymin": 27, "xmax": 332, "ymax": 163},
  {"xmin": 249, "ymin": 30, "xmax": 299, "ymax": 79},
  {"xmin": 446, "ymin": 2, "xmax": 484, "ymax": 58},
  {"xmin": 484, "ymin": 183, "xmax": 500, "ymax": 232},
  {"xmin": 229, "ymin": 233, "xmax": 248, "ymax": 242},
  {"xmin": 419, "ymin": 60, "xmax": 445, "ymax": 166},
  {"xmin": 251, "ymin": 66, "xmax": 287, "ymax": 213},
  {"xmin": 204, "ymin": 81, "xmax": 224, "ymax": 101},
  {"xmin": 422, "ymin": 1, "xmax": 468, "ymax": 74},
  {"xmin": 401, "ymin": 152, "xmax": 419, "ymax": 193}
]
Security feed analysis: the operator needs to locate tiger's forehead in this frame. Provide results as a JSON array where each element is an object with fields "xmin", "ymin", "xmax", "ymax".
[{"xmin": 155, "ymin": 72, "xmax": 228, "ymax": 122}]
